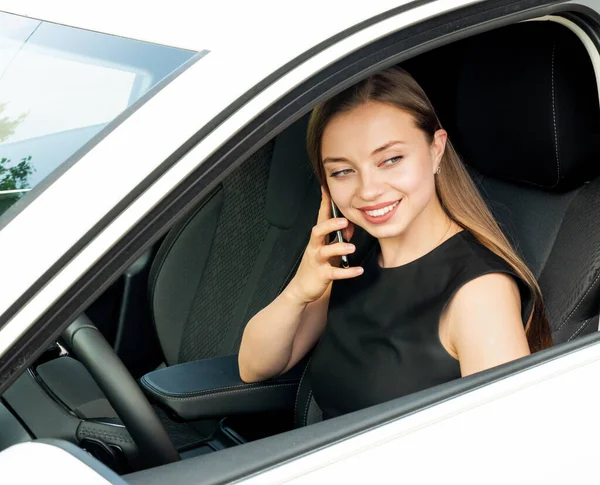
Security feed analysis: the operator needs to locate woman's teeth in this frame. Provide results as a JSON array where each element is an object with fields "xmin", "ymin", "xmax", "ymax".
[{"xmin": 364, "ymin": 201, "xmax": 400, "ymax": 217}]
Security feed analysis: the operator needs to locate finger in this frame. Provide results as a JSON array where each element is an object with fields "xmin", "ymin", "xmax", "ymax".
[
  {"xmin": 319, "ymin": 242, "xmax": 355, "ymax": 261},
  {"xmin": 328, "ymin": 266, "xmax": 364, "ymax": 280},
  {"xmin": 342, "ymin": 220, "xmax": 355, "ymax": 241},
  {"xmin": 310, "ymin": 218, "xmax": 347, "ymax": 243}
]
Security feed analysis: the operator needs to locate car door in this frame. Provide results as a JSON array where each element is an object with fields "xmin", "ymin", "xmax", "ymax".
[{"xmin": 2, "ymin": 0, "xmax": 600, "ymax": 484}]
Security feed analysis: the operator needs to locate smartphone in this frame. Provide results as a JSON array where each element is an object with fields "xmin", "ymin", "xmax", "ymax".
[{"xmin": 330, "ymin": 200, "xmax": 350, "ymax": 268}]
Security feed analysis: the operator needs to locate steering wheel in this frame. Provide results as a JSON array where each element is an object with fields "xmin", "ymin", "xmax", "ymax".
[{"xmin": 61, "ymin": 314, "xmax": 180, "ymax": 468}]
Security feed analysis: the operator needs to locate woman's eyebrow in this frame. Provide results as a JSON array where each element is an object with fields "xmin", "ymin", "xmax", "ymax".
[
  {"xmin": 323, "ymin": 156, "xmax": 349, "ymax": 165},
  {"xmin": 372, "ymin": 140, "xmax": 406, "ymax": 155},
  {"xmin": 323, "ymin": 141, "xmax": 405, "ymax": 165}
]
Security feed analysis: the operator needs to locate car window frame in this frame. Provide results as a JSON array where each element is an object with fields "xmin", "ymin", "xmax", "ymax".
[{"xmin": 3, "ymin": 0, "xmax": 600, "ymax": 481}]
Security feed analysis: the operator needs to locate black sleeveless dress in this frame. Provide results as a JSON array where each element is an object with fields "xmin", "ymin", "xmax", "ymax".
[{"xmin": 307, "ymin": 229, "xmax": 533, "ymax": 419}]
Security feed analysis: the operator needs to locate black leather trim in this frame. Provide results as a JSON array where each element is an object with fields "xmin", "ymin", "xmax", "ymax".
[
  {"xmin": 293, "ymin": 356, "xmax": 314, "ymax": 428},
  {"xmin": 140, "ymin": 355, "xmax": 302, "ymax": 420},
  {"xmin": 567, "ymin": 314, "xmax": 598, "ymax": 342}
]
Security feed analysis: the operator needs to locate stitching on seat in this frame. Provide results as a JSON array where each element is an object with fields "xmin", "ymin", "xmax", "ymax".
[
  {"xmin": 143, "ymin": 381, "xmax": 298, "ymax": 402},
  {"xmin": 303, "ymin": 390, "xmax": 313, "ymax": 426},
  {"xmin": 294, "ymin": 356, "xmax": 313, "ymax": 427},
  {"xmin": 556, "ymin": 269, "xmax": 600, "ymax": 332},
  {"xmin": 568, "ymin": 317, "xmax": 594, "ymax": 342},
  {"xmin": 140, "ymin": 375, "xmax": 299, "ymax": 397},
  {"xmin": 551, "ymin": 41, "xmax": 561, "ymax": 187}
]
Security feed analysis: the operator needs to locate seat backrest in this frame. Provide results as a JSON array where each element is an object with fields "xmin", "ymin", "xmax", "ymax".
[
  {"xmin": 446, "ymin": 21, "xmax": 600, "ymax": 344},
  {"xmin": 149, "ymin": 116, "xmax": 320, "ymax": 365}
]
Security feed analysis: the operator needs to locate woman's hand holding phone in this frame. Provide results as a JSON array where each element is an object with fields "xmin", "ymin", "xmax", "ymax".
[{"xmin": 286, "ymin": 188, "xmax": 364, "ymax": 305}]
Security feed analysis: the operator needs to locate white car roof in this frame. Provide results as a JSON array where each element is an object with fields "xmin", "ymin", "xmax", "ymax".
[{"xmin": 0, "ymin": 0, "xmax": 411, "ymax": 52}]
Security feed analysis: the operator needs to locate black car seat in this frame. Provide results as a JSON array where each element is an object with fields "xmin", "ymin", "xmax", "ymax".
[
  {"xmin": 149, "ymin": 116, "xmax": 320, "ymax": 366},
  {"xmin": 294, "ymin": 20, "xmax": 600, "ymax": 426},
  {"xmin": 409, "ymin": 20, "xmax": 600, "ymax": 344},
  {"xmin": 450, "ymin": 21, "xmax": 600, "ymax": 344},
  {"xmin": 31, "ymin": 116, "xmax": 320, "ymax": 438}
]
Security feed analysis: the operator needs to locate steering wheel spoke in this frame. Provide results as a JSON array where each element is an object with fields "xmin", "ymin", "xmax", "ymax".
[{"xmin": 62, "ymin": 314, "xmax": 180, "ymax": 469}]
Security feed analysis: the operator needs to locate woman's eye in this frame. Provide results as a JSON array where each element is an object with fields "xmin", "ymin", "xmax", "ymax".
[
  {"xmin": 382, "ymin": 156, "xmax": 403, "ymax": 166},
  {"xmin": 330, "ymin": 169, "xmax": 353, "ymax": 178}
]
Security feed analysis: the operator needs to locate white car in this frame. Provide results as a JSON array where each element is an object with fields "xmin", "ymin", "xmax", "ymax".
[{"xmin": 1, "ymin": 0, "xmax": 600, "ymax": 483}]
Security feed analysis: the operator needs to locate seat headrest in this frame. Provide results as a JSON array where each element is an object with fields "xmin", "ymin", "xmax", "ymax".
[
  {"xmin": 452, "ymin": 21, "xmax": 600, "ymax": 191},
  {"xmin": 265, "ymin": 114, "xmax": 315, "ymax": 229}
]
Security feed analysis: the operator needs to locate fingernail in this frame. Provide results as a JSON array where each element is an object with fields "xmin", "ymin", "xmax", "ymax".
[
  {"xmin": 346, "ymin": 244, "xmax": 355, "ymax": 251},
  {"xmin": 356, "ymin": 267, "xmax": 364, "ymax": 274},
  {"xmin": 337, "ymin": 218, "xmax": 346, "ymax": 226}
]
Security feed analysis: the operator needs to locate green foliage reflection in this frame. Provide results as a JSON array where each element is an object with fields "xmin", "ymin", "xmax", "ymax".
[{"xmin": 0, "ymin": 103, "xmax": 34, "ymax": 216}]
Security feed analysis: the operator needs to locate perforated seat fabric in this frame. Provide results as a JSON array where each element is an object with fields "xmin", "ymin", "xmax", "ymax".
[{"xmin": 149, "ymin": 116, "xmax": 320, "ymax": 365}]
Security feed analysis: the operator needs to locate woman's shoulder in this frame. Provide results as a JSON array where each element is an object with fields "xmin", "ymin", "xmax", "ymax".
[
  {"xmin": 455, "ymin": 230, "xmax": 516, "ymax": 275},
  {"xmin": 451, "ymin": 229, "xmax": 534, "ymax": 324}
]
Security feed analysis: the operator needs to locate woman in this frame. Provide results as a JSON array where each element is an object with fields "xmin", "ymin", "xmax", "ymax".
[{"xmin": 238, "ymin": 67, "xmax": 552, "ymax": 419}]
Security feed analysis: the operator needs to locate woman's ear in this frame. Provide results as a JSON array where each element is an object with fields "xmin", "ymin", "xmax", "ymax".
[{"xmin": 431, "ymin": 129, "xmax": 448, "ymax": 171}]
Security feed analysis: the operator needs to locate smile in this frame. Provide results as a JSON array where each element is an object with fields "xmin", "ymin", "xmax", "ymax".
[
  {"xmin": 363, "ymin": 201, "xmax": 400, "ymax": 217},
  {"xmin": 359, "ymin": 200, "xmax": 402, "ymax": 225}
]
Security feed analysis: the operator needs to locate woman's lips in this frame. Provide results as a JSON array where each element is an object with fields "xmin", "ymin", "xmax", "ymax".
[{"xmin": 359, "ymin": 200, "xmax": 401, "ymax": 224}]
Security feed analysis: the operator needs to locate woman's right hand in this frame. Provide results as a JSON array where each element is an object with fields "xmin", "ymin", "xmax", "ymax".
[{"xmin": 286, "ymin": 189, "xmax": 364, "ymax": 305}]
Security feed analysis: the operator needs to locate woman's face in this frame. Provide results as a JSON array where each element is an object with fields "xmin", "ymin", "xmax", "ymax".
[{"xmin": 321, "ymin": 101, "xmax": 447, "ymax": 240}]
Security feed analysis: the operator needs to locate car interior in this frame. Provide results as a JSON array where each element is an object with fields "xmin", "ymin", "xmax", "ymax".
[{"xmin": 2, "ymin": 14, "xmax": 600, "ymax": 480}]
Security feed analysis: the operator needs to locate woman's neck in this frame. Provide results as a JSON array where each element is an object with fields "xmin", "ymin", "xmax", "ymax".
[{"xmin": 377, "ymin": 201, "xmax": 461, "ymax": 268}]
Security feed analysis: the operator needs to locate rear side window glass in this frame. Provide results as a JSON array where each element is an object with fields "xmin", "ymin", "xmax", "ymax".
[{"xmin": 0, "ymin": 12, "xmax": 199, "ymax": 216}]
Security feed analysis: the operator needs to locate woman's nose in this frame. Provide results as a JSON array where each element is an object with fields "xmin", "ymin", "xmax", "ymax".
[{"xmin": 357, "ymin": 171, "xmax": 385, "ymax": 201}]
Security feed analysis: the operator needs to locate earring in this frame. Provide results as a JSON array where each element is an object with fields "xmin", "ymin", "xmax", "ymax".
[{"xmin": 435, "ymin": 166, "xmax": 441, "ymax": 175}]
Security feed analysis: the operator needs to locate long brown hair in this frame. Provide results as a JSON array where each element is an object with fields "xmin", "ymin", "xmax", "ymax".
[{"xmin": 306, "ymin": 67, "xmax": 552, "ymax": 352}]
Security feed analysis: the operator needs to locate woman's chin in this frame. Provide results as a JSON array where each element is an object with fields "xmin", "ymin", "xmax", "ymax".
[{"xmin": 362, "ymin": 222, "xmax": 405, "ymax": 240}]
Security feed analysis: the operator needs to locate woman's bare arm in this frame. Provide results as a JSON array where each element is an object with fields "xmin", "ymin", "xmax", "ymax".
[
  {"xmin": 238, "ymin": 284, "xmax": 331, "ymax": 383},
  {"xmin": 445, "ymin": 272, "xmax": 530, "ymax": 377},
  {"xmin": 239, "ymin": 189, "xmax": 362, "ymax": 383}
]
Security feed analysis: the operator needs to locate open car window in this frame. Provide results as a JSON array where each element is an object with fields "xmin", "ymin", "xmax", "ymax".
[
  {"xmin": 0, "ymin": 11, "xmax": 199, "ymax": 218},
  {"xmin": 3, "ymin": 0, "xmax": 600, "ymax": 482}
]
